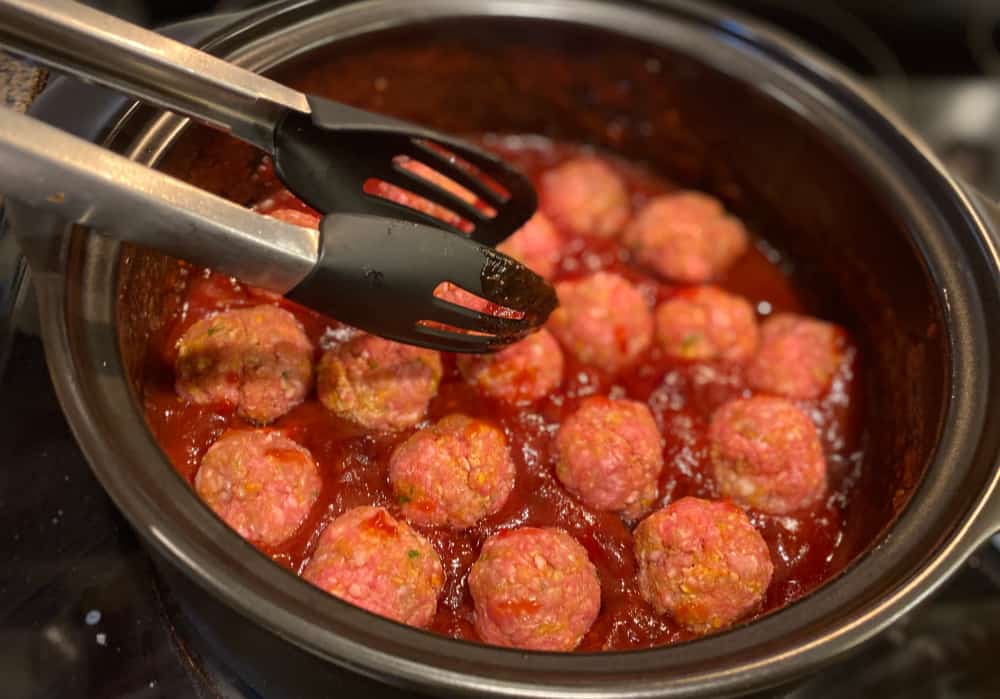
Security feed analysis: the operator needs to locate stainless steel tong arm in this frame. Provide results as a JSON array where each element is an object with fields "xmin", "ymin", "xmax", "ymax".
[
  {"xmin": 0, "ymin": 107, "xmax": 319, "ymax": 293},
  {"xmin": 0, "ymin": 0, "xmax": 310, "ymax": 151}
]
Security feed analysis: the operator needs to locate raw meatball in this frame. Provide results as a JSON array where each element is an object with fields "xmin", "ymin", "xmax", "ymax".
[
  {"xmin": 539, "ymin": 156, "xmax": 630, "ymax": 238},
  {"xmin": 468, "ymin": 527, "xmax": 601, "ymax": 651},
  {"xmin": 456, "ymin": 329, "xmax": 564, "ymax": 404},
  {"xmin": 624, "ymin": 191, "xmax": 749, "ymax": 283},
  {"xmin": 709, "ymin": 396, "xmax": 827, "ymax": 514},
  {"xmin": 555, "ymin": 396, "xmax": 663, "ymax": 517},
  {"xmin": 175, "ymin": 305, "xmax": 313, "ymax": 424},
  {"xmin": 655, "ymin": 286, "xmax": 758, "ymax": 362},
  {"xmin": 497, "ymin": 212, "xmax": 562, "ymax": 279},
  {"xmin": 747, "ymin": 313, "xmax": 842, "ymax": 400},
  {"xmin": 302, "ymin": 506, "xmax": 444, "ymax": 628},
  {"xmin": 547, "ymin": 272, "xmax": 653, "ymax": 372},
  {"xmin": 635, "ymin": 497, "xmax": 773, "ymax": 633},
  {"xmin": 317, "ymin": 333, "xmax": 442, "ymax": 431},
  {"xmin": 390, "ymin": 414, "xmax": 516, "ymax": 529},
  {"xmin": 195, "ymin": 430, "xmax": 321, "ymax": 547}
]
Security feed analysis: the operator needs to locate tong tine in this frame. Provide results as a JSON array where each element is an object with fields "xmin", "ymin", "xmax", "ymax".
[
  {"xmin": 404, "ymin": 138, "xmax": 511, "ymax": 208},
  {"xmin": 408, "ymin": 324, "xmax": 507, "ymax": 354},
  {"xmin": 426, "ymin": 296, "xmax": 530, "ymax": 336},
  {"xmin": 390, "ymin": 163, "xmax": 491, "ymax": 224},
  {"xmin": 404, "ymin": 138, "xmax": 539, "ymax": 246}
]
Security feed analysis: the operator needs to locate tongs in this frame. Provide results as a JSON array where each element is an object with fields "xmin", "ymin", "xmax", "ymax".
[{"xmin": 0, "ymin": 0, "xmax": 556, "ymax": 353}]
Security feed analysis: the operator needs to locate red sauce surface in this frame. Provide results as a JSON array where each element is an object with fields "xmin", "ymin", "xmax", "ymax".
[{"xmin": 143, "ymin": 137, "xmax": 864, "ymax": 651}]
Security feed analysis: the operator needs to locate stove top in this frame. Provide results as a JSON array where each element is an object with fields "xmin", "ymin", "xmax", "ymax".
[{"xmin": 3, "ymin": 3, "xmax": 1000, "ymax": 698}]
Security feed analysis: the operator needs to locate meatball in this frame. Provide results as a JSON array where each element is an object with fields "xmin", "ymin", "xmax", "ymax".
[
  {"xmin": 635, "ymin": 497, "xmax": 773, "ymax": 633},
  {"xmin": 302, "ymin": 506, "xmax": 444, "ymax": 627},
  {"xmin": 468, "ymin": 527, "xmax": 601, "ymax": 651},
  {"xmin": 390, "ymin": 414, "xmax": 516, "ymax": 529},
  {"xmin": 709, "ymin": 396, "xmax": 827, "ymax": 514},
  {"xmin": 547, "ymin": 272, "xmax": 653, "ymax": 372},
  {"xmin": 655, "ymin": 286, "xmax": 758, "ymax": 362},
  {"xmin": 317, "ymin": 333, "xmax": 442, "ymax": 431},
  {"xmin": 175, "ymin": 305, "xmax": 313, "ymax": 424},
  {"xmin": 555, "ymin": 396, "xmax": 663, "ymax": 517},
  {"xmin": 747, "ymin": 313, "xmax": 842, "ymax": 400},
  {"xmin": 456, "ymin": 329, "xmax": 564, "ymax": 404},
  {"xmin": 624, "ymin": 191, "xmax": 749, "ymax": 283},
  {"xmin": 539, "ymin": 156, "xmax": 630, "ymax": 238},
  {"xmin": 497, "ymin": 212, "xmax": 562, "ymax": 279},
  {"xmin": 195, "ymin": 430, "xmax": 321, "ymax": 547}
]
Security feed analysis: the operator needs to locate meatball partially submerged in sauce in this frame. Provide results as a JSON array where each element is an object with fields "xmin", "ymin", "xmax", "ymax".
[
  {"xmin": 747, "ymin": 313, "xmax": 842, "ymax": 400},
  {"xmin": 539, "ymin": 156, "xmax": 630, "ymax": 238},
  {"xmin": 317, "ymin": 333, "xmax": 442, "ymax": 431},
  {"xmin": 389, "ymin": 414, "xmax": 516, "ymax": 529},
  {"xmin": 709, "ymin": 396, "xmax": 827, "ymax": 514},
  {"xmin": 547, "ymin": 271, "xmax": 654, "ymax": 372},
  {"xmin": 302, "ymin": 506, "xmax": 444, "ymax": 628},
  {"xmin": 624, "ymin": 191, "xmax": 748, "ymax": 283},
  {"xmin": 635, "ymin": 497, "xmax": 773, "ymax": 633},
  {"xmin": 468, "ymin": 527, "xmax": 601, "ymax": 651},
  {"xmin": 655, "ymin": 285, "xmax": 758, "ymax": 362},
  {"xmin": 555, "ymin": 396, "xmax": 663, "ymax": 518},
  {"xmin": 195, "ymin": 430, "xmax": 321, "ymax": 548},
  {"xmin": 457, "ymin": 328, "xmax": 564, "ymax": 404},
  {"xmin": 175, "ymin": 305, "xmax": 313, "ymax": 424}
]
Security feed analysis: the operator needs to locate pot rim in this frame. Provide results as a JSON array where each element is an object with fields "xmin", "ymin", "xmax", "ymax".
[{"xmin": 15, "ymin": 1, "xmax": 1000, "ymax": 697}]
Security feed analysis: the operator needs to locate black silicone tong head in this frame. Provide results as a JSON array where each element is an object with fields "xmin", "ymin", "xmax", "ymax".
[
  {"xmin": 286, "ymin": 214, "xmax": 558, "ymax": 353},
  {"xmin": 274, "ymin": 97, "xmax": 538, "ymax": 246},
  {"xmin": 275, "ymin": 96, "xmax": 557, "ymax": 353}
]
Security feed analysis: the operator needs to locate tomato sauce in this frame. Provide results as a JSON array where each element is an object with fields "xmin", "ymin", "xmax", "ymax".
[{"xmin": 142, "ymin": 137, "xmax": 864, "ymax": 651}]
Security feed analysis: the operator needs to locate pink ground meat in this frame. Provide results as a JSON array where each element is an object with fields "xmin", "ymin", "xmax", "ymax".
[
  {"xmin": 623, "ymin": 191, "xmax": 749, "ymax": 283},
  {"xmin": 317, "ymin": 333, "xmax": 442, "ymax": 431},
  {"xmin": 547, "ymin": 271, "xmax": 654, "ymax": 372},
  {"xmin": 539, "ymin": 156, "xmax": 630, "ymax": 238},
  {"xmin": 468, "ymin": 527, "xmax": 601, "ymax": 651},
  {"xmin": 709, "ymin": 396, "xmax": 827, "ymax": 514},
  {"xmin": 655, "ymin": 285, "xmax": 759, "ymax": 362},
  {"xmin": 301, "ymin": 506, "xmax": 444, "ymax": 628},
  {"xmin": 634, "ymin": 497, "xmax": 773, "ymax": 633},
  {"xmin": 456, "ymin": 328, "xmax": 564, "ymax": 404},
  {"xmin": 555, "ymin": 396, "xmax": 664, "ymax": 518},
  {"xmin": 175, "ymin": 305, "xmax": 314, "ymax": 424},
  {"xmin": 195, "ymin": 429, "xmax": 321, "ymax": 547},
  {"xmin": 497, "ymin": 211, "xmax": 563, "ymax": 279},
  {"xmin": 389, "ymin": 414, "xmax": 516, "ymax": 529},
  {"xmin": 746, "ymin": 313, "xmax": 842, "ymax": 400}
]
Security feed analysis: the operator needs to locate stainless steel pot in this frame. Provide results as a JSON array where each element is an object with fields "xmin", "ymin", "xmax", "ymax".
[{"xmin": 8, "ymin": 1, "xmax": 1000, "ymax": 697}]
